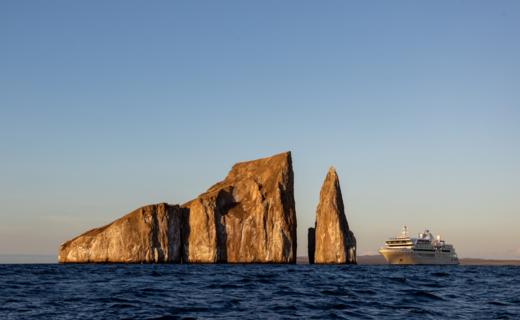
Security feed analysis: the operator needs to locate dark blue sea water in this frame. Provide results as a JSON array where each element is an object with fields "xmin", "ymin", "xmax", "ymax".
[{"xmin": 1, "ymin": 264, "xmax": 519, "ymax": 319}]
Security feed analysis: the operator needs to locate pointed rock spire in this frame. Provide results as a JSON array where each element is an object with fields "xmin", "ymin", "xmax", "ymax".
[{"xmin": 312, "ymin": 167, "xmax": 356, "ymax": 264}]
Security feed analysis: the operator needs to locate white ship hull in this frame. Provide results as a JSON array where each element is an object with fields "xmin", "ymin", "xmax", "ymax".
[{"xmin": 379, "ymin": 248, "xmax": 459, "ymax": 265}]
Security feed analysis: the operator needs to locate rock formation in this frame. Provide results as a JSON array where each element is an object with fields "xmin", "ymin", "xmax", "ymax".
[
  {"xmin": 307, "ymin": 227, "xmax": 315, "ymax": 264},
  {"xmin": 312, "ymin": 167, "xmax": 356, "ymax": 264},
  {"xmin": 183, "ymin": 151, "xmax": 297, "ymax": 263},
  {"xmin": 58, "ymin": 152, "xmax": 297, "ymax": 264},
  {"xmin": 58, "ymin": 203, "xmax": 184, "ymax": 263}
]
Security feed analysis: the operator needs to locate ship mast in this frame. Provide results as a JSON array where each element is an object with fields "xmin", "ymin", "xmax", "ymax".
[{"xmin": 401, "ymin": 225, "xmax": 408, "ymax": 237}]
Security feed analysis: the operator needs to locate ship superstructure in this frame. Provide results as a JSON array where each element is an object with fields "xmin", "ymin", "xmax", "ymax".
[{"xmin": 379, "ymin": 226, "xmax": 459, "ymax": 265}]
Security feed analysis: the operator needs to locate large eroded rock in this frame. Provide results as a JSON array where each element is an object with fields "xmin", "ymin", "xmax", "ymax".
[
  {"xmin": 58, "ymin": 203, "xmax": 184, "ymax": 263},
  {"xmin": 58, "ymin": 152, "xmax": 297, "ymax": 264},
  {"xmin": 313, "ymin": 167, "xmax": 356, "ymax": 264},
  {"xmin": 182, "ymin": 151, "xmax": 297, "ymax": 263}
]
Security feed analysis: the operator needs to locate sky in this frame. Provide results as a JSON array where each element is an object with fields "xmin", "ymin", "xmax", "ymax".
[{"xmin": 1, "ymin": 1, "xmax": 519, "ymax": 260}]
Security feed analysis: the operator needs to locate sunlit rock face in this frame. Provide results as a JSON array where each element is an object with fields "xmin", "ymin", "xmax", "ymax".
[
  {"xmin": 183, "ymin": 152, "xmax": 297, "ymax": 263},
  {"xmin": 58, "ymin": 203, "xmax": 184, "ymax": 263},
  {"xmin": 58, "ymin": 152, "xmax": 297, "ymax": 264},
  {"xmin": 313, "ymin": 167, "xmax": 356, "ymax": 264}
]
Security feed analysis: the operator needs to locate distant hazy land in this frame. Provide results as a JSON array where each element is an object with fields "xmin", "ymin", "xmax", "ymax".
[
  {"xmin": 0, "ymin": 255, "xmax": 56, "ymax": 264},
  {"xmin": 1, "ymin": 255, "xmax": 519, "ymax": 265},
  {"xmin": 297, "ymin": 255, "xmax": 520, "ymax": 265}
]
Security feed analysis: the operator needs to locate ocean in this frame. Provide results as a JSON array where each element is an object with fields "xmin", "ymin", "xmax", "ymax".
[{"xmin": 1, "ymin": 264, "xmax": 519, "ymax": 319}]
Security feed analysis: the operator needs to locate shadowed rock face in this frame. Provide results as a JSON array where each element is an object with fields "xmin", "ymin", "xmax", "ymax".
[
  {"xmin": 58, "ymin": 152, "xmax": 297, "ymax": 264},
  {"xmin": 183, "ymin": 151, "xmax": 297, "ymax": 263},
  {"xmin": 308, "ymin": 227, "xmax": 316, "ymax": 264},
  {"xmin": 58, "ymin": 203, "xmax": 184, "ymax": 263},
  {"xmin": 313, "ymin": 167, "xmax": 356, "ymax": 264}
]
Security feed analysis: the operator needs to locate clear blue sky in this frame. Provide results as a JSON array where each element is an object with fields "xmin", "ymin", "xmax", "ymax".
[{"xmin": 1, "ymin": 1, "xmax": 519, "ymax": 260}]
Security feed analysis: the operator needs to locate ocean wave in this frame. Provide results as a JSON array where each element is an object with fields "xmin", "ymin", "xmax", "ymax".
[{"xmin": 0, "ymin": 264, "xmax": 519, "ymax": 319}]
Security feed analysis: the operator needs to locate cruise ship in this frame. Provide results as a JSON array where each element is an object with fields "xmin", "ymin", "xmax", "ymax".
[{"xmin": 379, "ymin": 226, "xmax": 459, "ymax": 265}]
